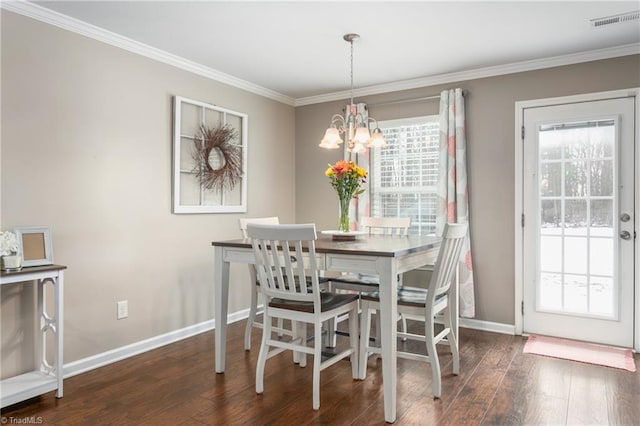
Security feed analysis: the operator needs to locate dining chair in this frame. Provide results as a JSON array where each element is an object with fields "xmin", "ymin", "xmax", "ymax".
[
  {"xmin": 239, "ymin": 217, "xmax": 284, "ymax": 351},
  {"xmin": 247, "ymin": 222, "xmax": 359, "ymax": 410},
  {"xmin": 329, "ymin": 216, "xmax": 411, "ymax": 344},
  {"xmin": 358, "ymin": 223, "xmax": 467, "ymax": 398}
]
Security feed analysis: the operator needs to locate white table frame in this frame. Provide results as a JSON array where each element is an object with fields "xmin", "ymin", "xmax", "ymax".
[
  {"xmin": 0, "ymin": 265, "xmax": 65, "ymax": 408},
  {"xmin": 213, "ymin": 235, "xmax": 444, "ymax": 423}
]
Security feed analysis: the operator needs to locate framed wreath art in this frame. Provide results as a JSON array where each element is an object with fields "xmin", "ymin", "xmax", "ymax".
[
  {"xmin": 193, "ymin": 124, "xmax": 242, "ymax": 192},
  {"xmin": 172, "ymin": 96, "xmax": 248, "ymax": 213}
]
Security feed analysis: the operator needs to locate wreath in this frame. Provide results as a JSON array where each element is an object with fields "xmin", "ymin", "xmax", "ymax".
[{"xmin": 192, "ymin": 124, "xmax": 243, "ymax": 192}]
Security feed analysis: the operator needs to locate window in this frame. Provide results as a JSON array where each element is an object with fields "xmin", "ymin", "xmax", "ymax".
[{"xmin": 370, "ymin": 115, "xmax": 439, "ymax": 235}]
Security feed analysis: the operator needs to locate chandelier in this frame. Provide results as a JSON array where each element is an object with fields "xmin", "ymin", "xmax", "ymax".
[{"xmin": 319, "ymin": 33, "xmax": 386, "ymax": 154}]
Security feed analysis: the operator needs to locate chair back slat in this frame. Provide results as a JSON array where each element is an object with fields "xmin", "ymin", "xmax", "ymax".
[
  {"xmin": 239, "ymin": 217, "xmax": 280, "ymax": 287},
  {"xmin": 428, "ymin": 223, "xmax": 467, "ymax": 302},
  {"xmin": 361, "ymin": 216, "xmax": 411, "ymax": 236},
  {"xmin": 294, "ymin": 240, "xmax": 309, "ymax": 294},
  {"xmin": 247, "ymin": 223, "xmax": 320, "ymax": 306}
]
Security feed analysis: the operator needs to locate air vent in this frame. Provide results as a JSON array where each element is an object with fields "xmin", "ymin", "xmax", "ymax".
[{"xmin": 590, "ymin": 10, "xmax": 640, "ymax": 28}]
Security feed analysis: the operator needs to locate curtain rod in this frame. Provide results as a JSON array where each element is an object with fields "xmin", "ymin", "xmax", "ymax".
[{"xmin": 368, "ymin": 89, "xmax": 467, "ymax": 108}]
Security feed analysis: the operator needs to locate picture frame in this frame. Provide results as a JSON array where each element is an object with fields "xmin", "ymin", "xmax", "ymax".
[
  {"xmin": 172, "ymin": 96, "xmax": 248, "ymax": 214},
  {"xmin": 15, "ymin": 226, "xmax": 54, "ymax": 267}
]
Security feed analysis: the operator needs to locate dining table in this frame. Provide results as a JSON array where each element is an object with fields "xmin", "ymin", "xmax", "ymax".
[{"xmin": 212, "ymin": 232, "xmax": 445, "ymax": 423}]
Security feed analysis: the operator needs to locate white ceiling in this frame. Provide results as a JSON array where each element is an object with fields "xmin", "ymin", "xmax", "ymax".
[{"xmin": 23, "ymin": 1, "xmax": 640, "ymax": 102}]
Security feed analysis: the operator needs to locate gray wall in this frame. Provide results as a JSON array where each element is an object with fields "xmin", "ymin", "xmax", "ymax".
[
  {"xmin": 1, "ymin": 11, "xmax": 295, "ymax": 377},
  {"xmin": 295, "ymin": 55, "xmax": 640, "ymax": 325}
]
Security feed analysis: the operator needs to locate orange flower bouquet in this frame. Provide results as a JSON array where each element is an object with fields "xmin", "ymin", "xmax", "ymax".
[{"xmin": 325, "ymin": 160, "xmax": 367, "ymax": 232}]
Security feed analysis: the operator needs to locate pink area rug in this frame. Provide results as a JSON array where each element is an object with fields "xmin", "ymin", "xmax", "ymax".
[{"xmin": 523, "ymin": 335, "xmax": 636, "ymax": 372}]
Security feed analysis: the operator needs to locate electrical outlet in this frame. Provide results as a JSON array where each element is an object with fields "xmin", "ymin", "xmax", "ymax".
[{"xmin": 117, "ymin": 300, "xmax": 128, "ymax": 320}]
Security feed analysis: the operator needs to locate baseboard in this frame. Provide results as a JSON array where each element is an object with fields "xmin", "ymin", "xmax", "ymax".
[
  {"xmin": 458, "ymin": 317, "xmax": 516, "ymax": 335},
  {"xmin": 62, "ymin": 306, "xmax": 513, "ymax": 379},
  {"xmin": 63, "ymin": 308, "xmax": 250, "ymax": 379},
  {"xmin": 404, "ymin": 313, "xmax": 516, "ymax": 335}
]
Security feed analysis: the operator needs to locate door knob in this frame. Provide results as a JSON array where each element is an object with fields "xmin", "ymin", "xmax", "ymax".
[
  {"xmin": 620, "ymin": 213, "xmax": 631, "ymax": 222},
  {"xmin": 620, "ymin": 230, "xmax": 631, "ymax": 240}
]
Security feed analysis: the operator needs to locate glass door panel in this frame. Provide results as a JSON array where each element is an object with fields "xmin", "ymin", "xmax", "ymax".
[{"xmin": 538, "ymin": 120, "xmax": 617, "ymax": 318}]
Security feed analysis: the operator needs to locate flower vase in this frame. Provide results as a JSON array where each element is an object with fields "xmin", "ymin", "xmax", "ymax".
[{"xmin": 338, "ymin": 196, "xmax": 351, "ymax": 233}]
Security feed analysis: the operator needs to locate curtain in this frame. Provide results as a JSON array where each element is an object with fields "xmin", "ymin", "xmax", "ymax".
[{"xmin": 437, "ymin": 88, "xmax": 475, "ymax": 318}]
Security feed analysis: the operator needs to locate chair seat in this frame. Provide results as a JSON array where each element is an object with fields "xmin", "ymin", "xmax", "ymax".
[
  {"xmin": 361, "ymin": 286, "xmax": 446, "ymax": 308},
  {"xmin": 269, "ymin": 292, "xmax": 358, "ymax": 313}
]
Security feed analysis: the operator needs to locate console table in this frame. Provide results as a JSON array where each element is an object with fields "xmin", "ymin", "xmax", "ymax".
[{"xmin": 0, "ymin": 264, "xmax": 66, "ymax": 408}]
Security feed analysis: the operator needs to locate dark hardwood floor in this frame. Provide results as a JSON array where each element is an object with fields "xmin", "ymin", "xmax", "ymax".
[{"xmin": 2, "ymin": 319, "xmax": 638, "ymax": 425}]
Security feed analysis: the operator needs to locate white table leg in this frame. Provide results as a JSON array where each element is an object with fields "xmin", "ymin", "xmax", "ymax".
[
  {"xmin": 452, "ymin": 267, "xmax": 459, "ymax": 346},
  {"xmin": 378, "ymin": 259, "xmax": 398, "ymax": 423},
  {"xmin": 214, "ymin": 246, "xmax": 230, "ymax": 373},
  {"xmin": 37, "ymin": 279, "xmax": 45, "ymax": 376},
  {"xmin": 55, "ymin": 272, "xmax": 64, "ymax": 397}
]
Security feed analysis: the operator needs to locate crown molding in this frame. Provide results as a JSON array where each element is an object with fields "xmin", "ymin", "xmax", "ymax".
[
  {"xmin": 294, "ymin": 43, "xmax": 640, "ymax": 106},
  {"xmin": 4, "ymin": 1, "xmax": 638, "ymax": 108},
  {"xmin": 1, "ymin": 0, "xmax": 296, "ymax": 106}
]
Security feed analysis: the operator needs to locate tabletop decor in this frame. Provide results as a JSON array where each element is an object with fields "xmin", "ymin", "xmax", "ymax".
[
  {"xmin": 325, "ymin": 160, "xmax": 367, "ymax": 233},
  {"xmin": 0, "ymin": 230, "xmax": 21, "ymax": 270},
  {"xmin": 15, "ymin": 227, "xmax": 53, "ymax": 267}
]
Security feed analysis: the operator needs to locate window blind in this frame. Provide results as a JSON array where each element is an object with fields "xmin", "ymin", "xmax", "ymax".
[{"xmin": 371, "ymin": 116, "xmax": 440, "ymax": 235}]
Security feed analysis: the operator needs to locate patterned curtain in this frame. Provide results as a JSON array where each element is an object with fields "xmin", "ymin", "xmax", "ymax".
[
  {"xmin": 344, "ymin": 103, "xmax": 370, "ymax": 230},
  {"xmin": 437, "ymin": 88, "xmax": 475, "ymax": 318}
]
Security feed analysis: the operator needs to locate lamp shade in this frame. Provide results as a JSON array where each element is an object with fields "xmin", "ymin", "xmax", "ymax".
[
  {"xmin": 351, "ymin": 141, "xmax": 366, "ymax": 154},
  {"xmin": 319, "ymin": 127, "xmax": 342, "ymax": 149},
  {"xmin": 369, "ymin": 128, "xmax": 387, "ymax": 148},
  {"xmin": 353, "ymin": 127, "xmax": 371, "ymax": 145}
]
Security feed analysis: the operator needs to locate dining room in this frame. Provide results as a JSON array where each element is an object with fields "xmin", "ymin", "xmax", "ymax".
[{"xmin": 1, "ymin": 1, "xmax": 640, "ymax": 424}]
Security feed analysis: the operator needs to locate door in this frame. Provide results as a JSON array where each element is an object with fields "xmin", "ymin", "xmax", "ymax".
[{"xmin": 523, "ymin": 97, "xmax": 635, "ymax": 348}]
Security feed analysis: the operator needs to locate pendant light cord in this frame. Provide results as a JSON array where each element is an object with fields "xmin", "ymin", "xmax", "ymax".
[{"xmin": 349, "ymin": 39, "xmax": 354, "ymax": 106}]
